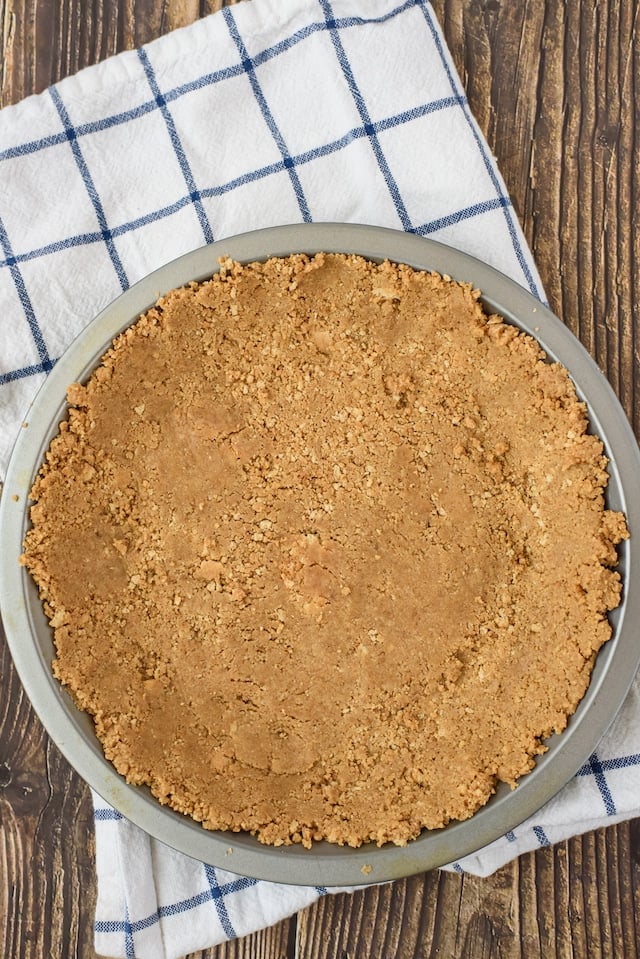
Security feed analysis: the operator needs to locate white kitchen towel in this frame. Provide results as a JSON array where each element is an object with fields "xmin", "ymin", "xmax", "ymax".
[{"xmin": 1, "ymin": 1, "xmax": 638, "ymax": 958}]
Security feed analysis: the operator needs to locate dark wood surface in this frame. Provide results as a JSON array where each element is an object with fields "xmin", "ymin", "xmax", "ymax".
[{"xmin": 1, "ymin": 1, "xmax": 639, "ymax": 956}]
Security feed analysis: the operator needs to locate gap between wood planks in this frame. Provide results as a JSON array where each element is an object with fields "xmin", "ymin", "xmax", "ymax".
[
  {"xmin": 0, "ymin": 0, "xmax": 15, "ymax": 105},
  {"xmin": 163, "ymin": 0, "xmax": 241, "ymax": 33}
]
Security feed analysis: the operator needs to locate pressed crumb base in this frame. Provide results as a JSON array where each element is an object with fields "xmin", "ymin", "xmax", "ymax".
[{"xmin": 22, "ymin": 253, "xmax": 627, "ymax": 848}]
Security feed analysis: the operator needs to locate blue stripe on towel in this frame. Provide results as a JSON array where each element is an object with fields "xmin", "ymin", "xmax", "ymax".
[{"xmin": 49, "ymin": 86, "xmax": 129, "ymax": 292}]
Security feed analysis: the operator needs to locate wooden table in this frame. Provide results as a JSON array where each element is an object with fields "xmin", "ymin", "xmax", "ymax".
[{"xmin": 1, "ymin": 1, "xmax": 638, "ymax": 956}]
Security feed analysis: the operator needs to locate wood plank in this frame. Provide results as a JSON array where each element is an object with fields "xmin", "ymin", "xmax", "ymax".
[
  {"xmin": 295, "ymin": 829, "xmax": 640, "ymax": 959},
  {"xmin": 0, "ymin": 630, "xmax": 96, "ymax": 958},
  {"xmin": 183, "ymin": 917, "xmax": 294, "ymax": 959}
]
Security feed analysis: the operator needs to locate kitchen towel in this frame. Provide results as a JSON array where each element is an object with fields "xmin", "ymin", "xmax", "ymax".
[{"xmin": 1, "ymin": 1, "xmax": 638, "ymax": 958}]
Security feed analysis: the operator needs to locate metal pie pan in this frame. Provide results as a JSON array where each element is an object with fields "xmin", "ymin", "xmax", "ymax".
[{"xmin": 1, "ymin": 223, "xmax": 639, "ymax": 886}]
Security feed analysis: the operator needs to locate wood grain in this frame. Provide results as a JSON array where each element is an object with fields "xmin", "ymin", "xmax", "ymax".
[{"xmin": 1, "ymin": 0, "xmax": 639, "ymax": 957}]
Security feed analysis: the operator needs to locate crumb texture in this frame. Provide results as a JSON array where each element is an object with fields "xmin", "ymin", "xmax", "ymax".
[{"xmin": 21, "ymin": 253, "xmax": 627, "ymax": 848}]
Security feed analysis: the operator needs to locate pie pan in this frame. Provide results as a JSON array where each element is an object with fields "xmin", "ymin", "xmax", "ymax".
[{"xmin": 1, "ymin": 222, "xmax": 639, "ymax": 886}]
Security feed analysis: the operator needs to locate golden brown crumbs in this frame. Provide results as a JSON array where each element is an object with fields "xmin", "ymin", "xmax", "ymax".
[{"xmin": 21, "ymin": 253, "xmax": 628, "ymax": 848}]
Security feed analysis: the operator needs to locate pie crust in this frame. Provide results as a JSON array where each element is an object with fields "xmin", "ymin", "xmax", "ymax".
[{"xmin": 21, "ymin": 253, "xmax": 628, "ymax": 847}]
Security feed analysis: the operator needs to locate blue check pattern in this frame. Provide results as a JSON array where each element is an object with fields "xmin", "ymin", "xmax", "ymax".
[
  {"xmin": 0, "ymin": 0, "xmax": 545, "ymax": 477},
  {"xmin": 91, "ymin": 792, "xmax": 333, "ymax": 958},
  {"xmin": 1, "ymin": 1, "xmax": 636, "ymax": 956}
]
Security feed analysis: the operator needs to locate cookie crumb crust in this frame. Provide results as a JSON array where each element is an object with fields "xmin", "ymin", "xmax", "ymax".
[{"xmin": 21, "ymin": 253, "xmax": 627, "ymax": 848}]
